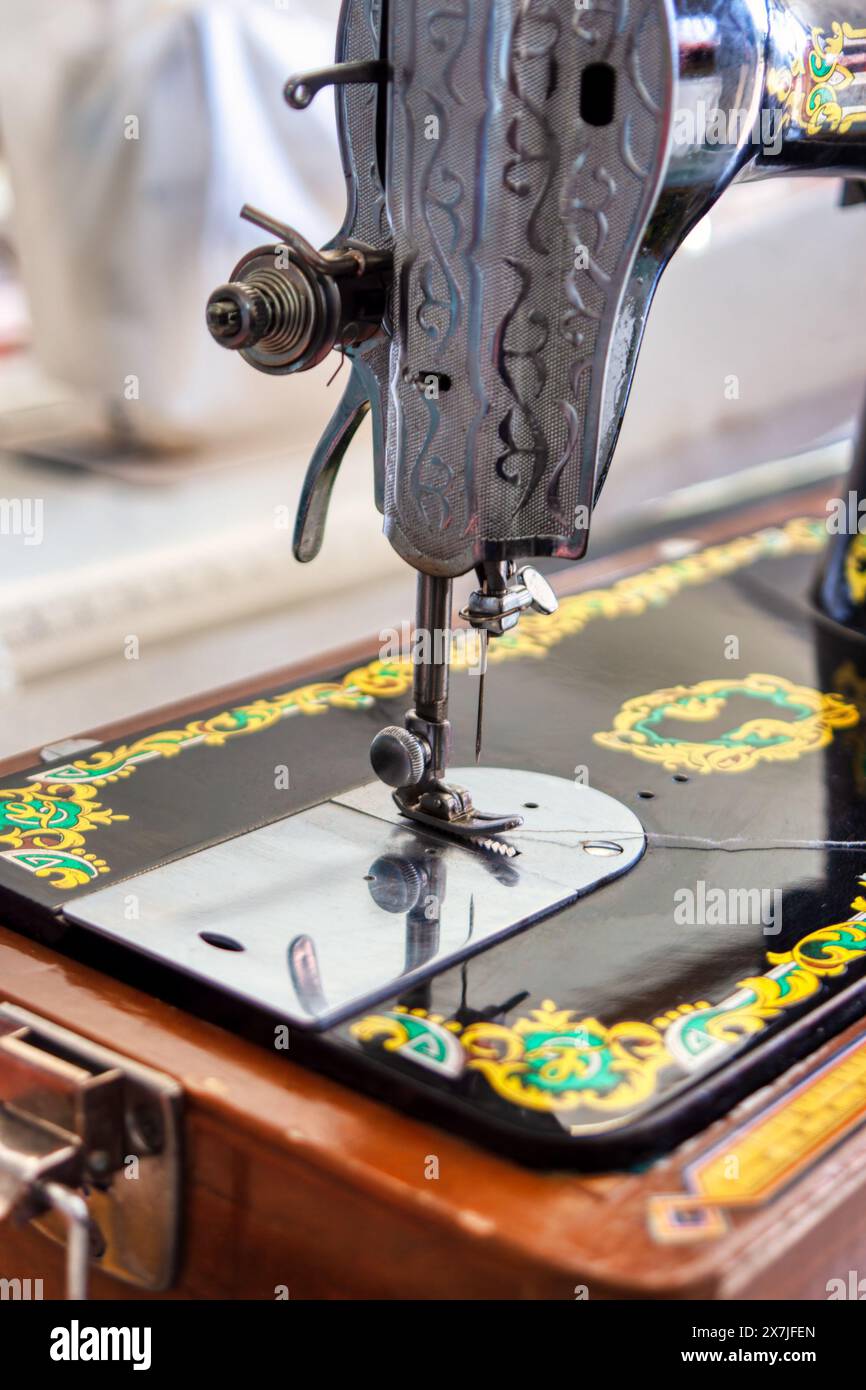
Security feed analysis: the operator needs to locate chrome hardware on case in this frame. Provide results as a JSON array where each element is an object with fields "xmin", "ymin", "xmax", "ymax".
[{"xmin": 0, "ymin": 1003, "xmax": 182, "ymax": 1299}]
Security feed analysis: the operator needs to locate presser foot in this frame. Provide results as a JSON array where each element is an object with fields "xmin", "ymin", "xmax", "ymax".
[
  {"xmin": 345, "ymin": 767, "xmax": 646, "ymax": 894},
  {"xmin": 391, "ymin": 780, "xmax": 524, "ymax": 855},
  {"xmin": 370, "ymin": 719, "xmax": 524, "ymax": 849}
]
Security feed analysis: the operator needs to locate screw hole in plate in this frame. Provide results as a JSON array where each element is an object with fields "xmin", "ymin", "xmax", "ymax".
[
  {"xmin": 638, "ymin": 791, "xmax": 655, "ymax": 800},
  {"xmin": 673, "ymin": 775, "xmax": 690, "ymax": 784},
  {"xmin": 199, "ymin": 931, "xmax": 245, "ymax": 952},
  {"xmin": 524, "ymin": 801, "xmax": 540, "ymax": 809},
  {"xmin": 582, "ymin": 841, "xmax": 624, "ymax": 858}
]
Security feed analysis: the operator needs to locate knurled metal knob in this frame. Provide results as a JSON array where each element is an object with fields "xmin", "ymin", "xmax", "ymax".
[
  {"xmin": 206, "ymin": 282, "xmax": 272, "ymax": 352},
  {"xmin": 370, "ymin": 727, "xmax": 427, "ymax": 789},
  {"xmin": 206, "ymin": 265, "xmax": 317, "ymax": 366}
]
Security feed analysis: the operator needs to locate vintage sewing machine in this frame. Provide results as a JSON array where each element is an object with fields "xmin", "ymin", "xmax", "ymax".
[{"xmin": 6, "ymin": 0, "xmax": 866, "ymax": 1301}]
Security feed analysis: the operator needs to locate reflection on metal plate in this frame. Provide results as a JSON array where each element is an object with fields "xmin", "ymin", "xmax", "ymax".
[{"xmin": 63, "ymin": 770, "xmax": 645, "ymax": 1030}]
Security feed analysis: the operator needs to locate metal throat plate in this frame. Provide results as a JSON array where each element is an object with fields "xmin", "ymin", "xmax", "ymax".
[{"xmin": 63, "ymin": 770, "xmax": 645, "ymax": 1030}]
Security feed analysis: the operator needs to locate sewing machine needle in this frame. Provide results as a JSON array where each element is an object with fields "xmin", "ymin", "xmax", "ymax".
[{"xmin": 475, "ymin": 632, "xmax": 488, "ymax": 764}]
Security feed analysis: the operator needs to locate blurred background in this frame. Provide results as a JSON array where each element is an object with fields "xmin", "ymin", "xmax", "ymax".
[{"xmin": 0, "ymin": 0, "xmax": 861, "ymax": 757}]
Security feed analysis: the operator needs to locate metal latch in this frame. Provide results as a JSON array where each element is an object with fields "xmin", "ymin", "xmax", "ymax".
[{"xmin": 0, "ymin": 1003, "xmax": 182, "ymax": 1298}]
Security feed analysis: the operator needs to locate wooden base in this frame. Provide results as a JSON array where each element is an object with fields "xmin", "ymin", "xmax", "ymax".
[{"xmin": 3, "ymin": 918, "xmax": 866, "ymax": 1299}]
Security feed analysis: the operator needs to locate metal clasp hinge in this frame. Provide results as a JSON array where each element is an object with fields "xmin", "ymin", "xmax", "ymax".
[{"xmin": 0, "ymin": 1003, "xmax": 182, "ymax": 1299}]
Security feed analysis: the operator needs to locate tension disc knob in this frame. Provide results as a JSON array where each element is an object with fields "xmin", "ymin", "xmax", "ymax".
[
  {"xmin": 370, "ymin": 727, "xmax": 427, "ymax": 789},
  {"xmin": 206, "ymin": 283, "xmax": 272, "ymax": 352},
  {"xmin": 206, "ymin": 262, "xmax": 320, "ymax": 371}
]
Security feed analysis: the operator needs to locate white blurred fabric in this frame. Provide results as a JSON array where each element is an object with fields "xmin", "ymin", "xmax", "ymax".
[{"xmin": 0, "ymin": 0, "xmax": 347, "ymax": 450}]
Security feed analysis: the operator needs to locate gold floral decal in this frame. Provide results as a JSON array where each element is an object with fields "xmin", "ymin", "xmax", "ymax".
[
  {"xmin": 594, "ymin": 673, "xmax": 860, "ymax": 776},
  {"xmin": 4, "ymin": 688, "xmax": 379, "ymax": 890},
  {"xmin": 0, "ymin": 784, "xmax": 123, "ymax": 891},
  {"xmin": 351, "ymin": 886, "xmax": 866, "ymax": 1127},
  {"xmin": 0, "ymin": 518, "xmax": 827, "ymax": 890},
  {"xmin": 769, "ymin": 22, "xmax": 866, "ymax": 136},
  {"xmin": 845, "ymin": 533, "xmax": 866, "ymax": 605},
  {"xmin": 833, "ymin": 660, "xmax": 866, "ymax": 794}
]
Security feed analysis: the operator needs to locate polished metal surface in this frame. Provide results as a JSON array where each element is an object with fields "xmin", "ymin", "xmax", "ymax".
[
  {"xmin": 336, "ymin": 770, "xmax": 647, "ymax": 882},
  {"xmin": 0, "ymin": 1004, "xmax": 182, "ymax": 1294},
  {"xmin": 462, "ymin": 567, "xmax": 559, "ymax": 638},
  {"xmin": 413, "ymin": 572, "xmax": 452, "ymax": 731},
  {"xmin": 64, "ymin": 772, "xmax": 645, "ymax": 1030}
]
